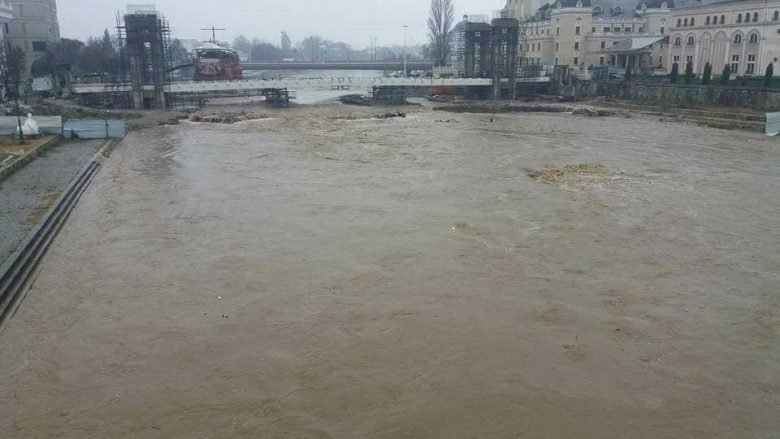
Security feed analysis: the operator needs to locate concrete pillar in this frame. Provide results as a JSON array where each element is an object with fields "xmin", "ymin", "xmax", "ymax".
[
  {"xmin": 150, "ymin": 41, "xmax": 167, "ymax": 109},
  {"xmin": 128, "ymin": 53, "xmax": 144, "ymax": 110}
]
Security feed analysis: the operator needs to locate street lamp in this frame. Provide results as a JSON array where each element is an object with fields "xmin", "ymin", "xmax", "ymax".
[
  {"xmin": 14, "ymin": 96, "xmax": 25, "ymax": 145},
  {"xmin": 403, "ymin": 25, "xmax": 408, "ymax": 78}
]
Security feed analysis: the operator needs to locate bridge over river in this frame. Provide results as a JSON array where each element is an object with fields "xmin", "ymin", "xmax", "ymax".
[
  {"xmin": 72, "ymin": 77, "xmax": 508, "ymax": 95},
  {"xmin": 242, "ymin": 61, "xmax": 434, "ymax": 71},
  {"xmin": 73, "ymin": 76, "xmax": 552, "ymax": 94}
]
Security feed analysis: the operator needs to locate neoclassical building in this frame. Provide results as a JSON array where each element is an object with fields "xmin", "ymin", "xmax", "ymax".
[
  {"xmin": 6, "ymin": 0, "xmax": 60, "ymax": 77},
  {"xmin": 504, "ymin": 0, "xmax": 673, "ymax": 70},
  {"xmin": 669, "ymin": 0, "xmax": 780, "ymax": 76}
]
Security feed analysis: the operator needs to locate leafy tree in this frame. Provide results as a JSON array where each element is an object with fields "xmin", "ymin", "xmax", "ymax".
[
  {"xmin": 765, "ymin": 63, "xmax": 774, "ymax": 87},
  {"xmin": 720, "ymin": 64, "xmax": 731, "ymax": 84},
  {"xmin": 684, "ymin": 62, "xmax": 694, "ymax": 84},
  {"xmin": 427, "ymin": 0, "xmax": 455, "ymax": 66},
  {"xmin": 167, "ymin": 39, "xmax": 190, "ymax": 67},
  {"xmin": 280, "ymin": 31, "xmax": 292, "ymax": 54},
  {"xmin": 701, "ymin": 62, "xmax": 712, "ymax": 85},
  {"xmin": 31, "ymin": 38, "xmax": 84, "ymax": 77},
  {"xmin": 233, "ymin": 35, "xmax": 252, "ymax": 55},
  {"xmin": 299, "ymin": 36, "xmax": 327, "ymax": 62},
  {"xmin": 669, "ymin": 62, "xmax": 679, "ymax": 83},
  {"xmin": 251, "ymin": 40, "xmax": 283, "ymax": 62}
]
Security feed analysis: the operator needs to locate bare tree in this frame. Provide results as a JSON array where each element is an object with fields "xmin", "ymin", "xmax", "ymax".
[{"xmin": 427, "ymin": 0, "xmax": 455, "ymax": 67}]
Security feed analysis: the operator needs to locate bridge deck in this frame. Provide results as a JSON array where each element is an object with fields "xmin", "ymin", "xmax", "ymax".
[{"xmin": 72, "ymin": 77, "xmax": 550, "ymax": 95}]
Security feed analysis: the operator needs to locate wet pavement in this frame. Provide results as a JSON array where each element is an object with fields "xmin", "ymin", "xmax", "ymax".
[
  {"xmin": 0, "ymin": 106, "xmax": 778, "ymax": 438},
  {"xmin": 0, "ymin": 139, "xmax": 104, "ymax": 264}
]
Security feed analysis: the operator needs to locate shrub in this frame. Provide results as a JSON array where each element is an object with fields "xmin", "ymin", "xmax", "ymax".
[
  {"xmin": 702, "ymin": 63, "xmax": 712, "ymax": 85},
  {"xmin": 670, "ymin": 63, "xmax": 679, "ymax": 83},
  {"xmin": 720, "ymin": 64, "xmax": 731, "ymax": 85}
]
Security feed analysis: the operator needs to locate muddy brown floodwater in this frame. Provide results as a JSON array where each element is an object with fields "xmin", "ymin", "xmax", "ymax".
[{"xmin": 0, "ymin": 105, "xmax": 778, "ymax": 438}]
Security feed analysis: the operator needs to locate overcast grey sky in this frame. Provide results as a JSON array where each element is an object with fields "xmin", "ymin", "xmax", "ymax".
[{"xmin": 59, "ymin": 0, "xmax": 504, "ymax": 48}]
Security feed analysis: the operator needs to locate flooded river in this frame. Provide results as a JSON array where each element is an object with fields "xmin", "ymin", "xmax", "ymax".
[{"xmin": 0, "ymin": 105, "xmax": 778, "ymax": 438}]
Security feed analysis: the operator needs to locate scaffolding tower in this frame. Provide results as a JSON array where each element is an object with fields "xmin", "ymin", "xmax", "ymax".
[
  {"xmin": 118, "ymin": 5, "xmax": 171, "ymax": 109},
  {"xmin": 490, "ymin": 18, "xmax": 519, "ymax": 98},
  {"xmin": 460, "ymin": 22, "xmax": 492, "ymax": 78}
]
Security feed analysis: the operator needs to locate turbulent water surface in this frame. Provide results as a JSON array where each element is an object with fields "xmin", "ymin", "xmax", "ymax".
[{"xmin": 0, "ymin": 105, "xmax": 778, "ymax": 438}]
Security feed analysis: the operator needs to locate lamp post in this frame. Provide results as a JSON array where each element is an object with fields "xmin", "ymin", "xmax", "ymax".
[
  {"xmin": 403, "ymin": 25, "xmax": 408, "ymax": 78},
  {"xmin": 15, "ymin": 96, "xmax": 25, "ymax": 145}
]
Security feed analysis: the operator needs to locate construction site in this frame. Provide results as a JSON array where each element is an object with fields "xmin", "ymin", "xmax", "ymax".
[
  {"xmin": 71, "ymin": 9, "xmax": 562, "ymax": 110},
  {"xmin": 0, "ymin": 2, "xmax": 778, "ymax": 439}
]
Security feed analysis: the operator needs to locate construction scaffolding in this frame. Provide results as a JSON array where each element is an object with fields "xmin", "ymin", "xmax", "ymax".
[
  {"xmin": 457, "ymin": 18, "xmax": 520, "ymax": 98},
  {"xmin": 460, "ymin": 22, "xmax": 492, "ymax": 78},
  {"xmin": 490, "ymin": 18, "xmax": 519, "ymax": 98},
  {"xmin": 117, "ymin": 5, "xmax": 171, "ymax": 109}
]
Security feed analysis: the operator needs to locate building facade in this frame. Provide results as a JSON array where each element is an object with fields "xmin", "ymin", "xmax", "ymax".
[
  {"xmin": 507, "ymin": 0, "xmax": 673, "ymax": 71},
  {"xmin": 0, "ymin": 2, "xmax": 13, "ymax": 44},
  {"xmin": 503, "ymin": 0, "xmax": 552, "ymax": 19},
  {"xmin": 5, "ymin": 0, "xmax": 60, "ymax": 77},
  {"xmin": 668, "ymin": 0, "xmax": 780, "ymax": 76}
]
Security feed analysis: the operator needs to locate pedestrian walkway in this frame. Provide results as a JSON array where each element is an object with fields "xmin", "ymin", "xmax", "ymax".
[{"xmin": 0, "ymin": 139, "xmax": 103, "ymax": 263}]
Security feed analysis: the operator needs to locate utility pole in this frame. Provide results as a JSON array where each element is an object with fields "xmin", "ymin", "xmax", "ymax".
[
  {"xmin": 201, "ymin": 26, "xmax": 225, "ymax": 44},
  {"xmin": 403, "ymin": 25, "xmax": 408, "ymax": 78}
]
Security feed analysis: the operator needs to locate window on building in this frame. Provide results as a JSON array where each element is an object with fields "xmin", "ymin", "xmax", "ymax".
[
  {"xmin": 592, "ymin": 26, "xmax": 596, "ymax": 33},
  {"xmin": 574, "ymin": 42, "xmax": 580, "ymax": 50},
  {"xmin": 674, "ymin": 36, "xmax": 682, "ymax": 46},
  {"xmin": 774, "ymin": 11, "xmax": 779, "ymax": 21},
  {"xmin": 745, "ymin": 12, "xmax": 751, "ymax": 22},
  {"xmin": 686, "ymin": 55, "xmax": 693, "ymax": 64},
  {"xmin": 625, "ymin": 26, "xmax": 632, "ymax": 32},
  {"xmin": 661, "ymin": 26, "xmax": 665, "ymax": 34},
  {"xmin": 734, "ymin": 34, "xmax": 742, "ymax": 44},
  {"xmin": 746, "ymin": 54, "xmax": 756, "ymax": 74},
  {"xmin": 690, "ymin": 17, "xmax": 695, "ymax": 26},
  {"xmin": 753, "ymin": 12, "xmax": 758, "ymax": 22},
  {"xmin": 677, "ymin": 18, "xmax": 682, "ymax": 27},
  {"xmin": 3, "ymin": 23, "xmax": 7, "ymax": 35},
  {"xmin": 556, "ymin": 27, "xmax": 560, "ymax": 35},
  {"xmin": 538, "ymin": 43, "xmax": 541, "ymax": 51},
  {"xmin": 748, "ymin": 33, "xmax": 758, "ymax": 44},
  {"xmin": 737, "ymin": 13, "xmax": 742, "ymax": 23},
  {"xmin": 721, "ymin": 15, "xmax": 726, "ymax": 24},
  {"xmin": 687, "ymin": 36, "xmax": 695, "ymax": 45},
  {"xmin": 556, "ymin": 42, "xmax": 559, "ymax": 51},
  {"xmin": 684, "ymin": 18, "xmax": 688, "ymax": 26},
  {"xmin": 639, "ymin": 26, "xmax": 644, "ymax": 32},
  {"xmin": 601, "ymin": 41, "xmax": 606, "ymax": 49},
  {"xmin": 614, "ymin": 27, "xmax": 621, "ymax": 32},
  {"xmin": 600, "ymin": 55, "xmax": 605, "ymax": 65},
  {"xmin": 731, "ymin": 54, "xmax": 739, "ymax": 73},
  {"xmin": 706, "ymin": 16, "xmax": 710, "ymax": 25},
  {"xmin": 576, "ymin": 26, "xmax": 581, "ymax": 35},
  {"xmin": 574, "ymin": 56, "xmax": 579, "ymax": 65},
  {"xmin": 673, "ymin": 55, "xmax": 680, "ymax": 64},
  {"xmin": 32, "ymin": 41, "xmax": 47, "ymax": 52},
  {"xmin": 604, "ymin": 26, "xmax": 610, "ymax": 32},
  {"xmin": 659, "ymin": 56, "xmax": 662, "ymax": 65}
]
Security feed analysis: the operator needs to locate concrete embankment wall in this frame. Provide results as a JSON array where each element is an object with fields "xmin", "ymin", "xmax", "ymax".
[{"xmin": 593, "ymin": 82, "xmax": 780, "ymax": 111}]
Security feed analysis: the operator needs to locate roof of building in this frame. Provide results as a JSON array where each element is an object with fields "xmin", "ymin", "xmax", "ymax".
[
  {"xmin": 528, "ymin": 0, "xmax": 674, "ymax": 21},
  {"xmin": 673, "ymin": 0, "xmax": 736, "ymax": 8},
  {"xmin": 639, "ymin": 0, "xmax": 675, "ymax": 8}
]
